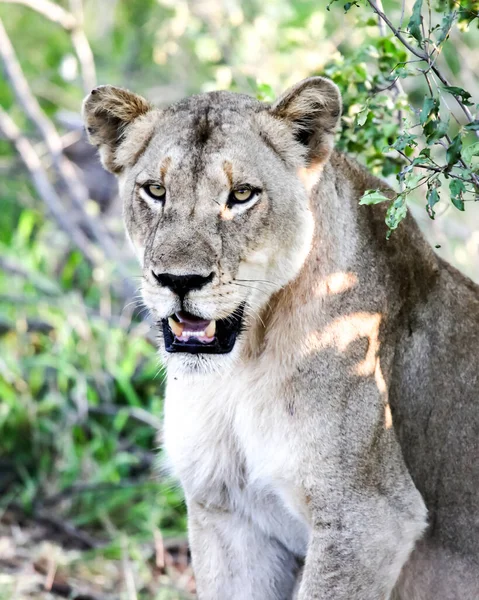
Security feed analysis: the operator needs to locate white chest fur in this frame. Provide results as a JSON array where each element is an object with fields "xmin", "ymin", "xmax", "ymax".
[{"xmin": 163, "ymin": 364, "xmax": 311, "ymax": 556}]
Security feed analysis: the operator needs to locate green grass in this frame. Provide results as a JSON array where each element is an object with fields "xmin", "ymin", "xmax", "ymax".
[{"xmin": 0, "ymin": 202, "xmax": 187, "ymax": 566}]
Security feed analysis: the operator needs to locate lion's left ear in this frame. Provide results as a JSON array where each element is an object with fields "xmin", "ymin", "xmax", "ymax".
[
  {"xmin": 82, "ymin": 85, "xmax": 154, "ymax": 173},
  {"xmin": 271, "ymin": 77, "xmax": 342, "ymax": 164}
]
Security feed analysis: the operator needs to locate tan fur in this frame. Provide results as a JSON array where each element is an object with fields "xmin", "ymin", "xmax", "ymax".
[
  {"xmin": 83, "ymin": 78, "xmax": 479, "ymax": 600},
  {"xmin": 82, "ymin": 85, "xmax": 156, "ymax": 172}
]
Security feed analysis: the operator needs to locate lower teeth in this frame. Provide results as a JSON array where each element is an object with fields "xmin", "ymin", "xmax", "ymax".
[{"xmin": 168, "ymin": 317, "xmax": 216, "ymax": 340}]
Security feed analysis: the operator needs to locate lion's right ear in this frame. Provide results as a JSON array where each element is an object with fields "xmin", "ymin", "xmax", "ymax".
[
  {"xmin": 82, "ymin": 85, "xmax": 153, "ymax": 173},
  {"xmin": 271, "ymin": 77, "xmax": 342, "ymax": 166}
]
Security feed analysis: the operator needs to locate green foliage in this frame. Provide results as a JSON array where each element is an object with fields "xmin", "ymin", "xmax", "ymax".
[
  {"xmin": 408, "ymin": 0, "xmax": 424, "ymax": 43},
  {"xmin": 323, "ymin": 39, "xmax": 408, "ymax": 178},
  {"xmin": 326, "ymin": 0, "xmax": 479, "ymax": 233},
  {"xmin": 0, "ymin": 205, "xmax": 185, "ymax": 541},
  {"xmin": 359, "ymin": 190, "xmax": 391, "ymax": 205}
]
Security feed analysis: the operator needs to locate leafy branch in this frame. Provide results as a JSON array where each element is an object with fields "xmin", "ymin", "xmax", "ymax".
[{"xmin": 328, "ymin": 0, "xmax": 479, "ymax": 233}]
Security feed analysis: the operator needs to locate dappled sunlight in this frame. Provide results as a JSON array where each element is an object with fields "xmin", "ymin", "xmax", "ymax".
[
  {"xmin": 298, "ymin": 160, "xmax": 327, "ymax": 193},
  {"xmin": 304, "ymin": 311, "xmax": 390, "ymax": 415},
  {"xmin": 306, "ymin": 311, "xmax": 381, "ymax": 360},
  {"xmin": 315, "ymin": 271, "xmax": 358, "ymax": 297},
  {"xmin": 384, "ymin": 403, "xmax": 393, "ymax": 430}
]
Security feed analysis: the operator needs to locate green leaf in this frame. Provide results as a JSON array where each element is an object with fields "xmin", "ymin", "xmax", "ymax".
[
  {"xmin": 436, "ymin": 12, "xmax": 456, "ymax": 45},
  {"xmin": 446, "ymin": 134, "xmax": 463, "ymax": 166},
  {"xmin": 343, "ymin": 1, "xmax": 360, "ymax": 11},
  {"xmin": 420, "ymin": 97, "xmax": 438, "ymax": 125},
  {"xmin": 426, "ymin": 188, "xmax": 440, "ymax": 219},
  {"xmin": 385, "ymin": 196, "xmax": 408, "ymax": 233},
  {"xmin": 449, "ymin": 179, "xmax": 466, "ymax": 211},
  {"xmin": 425, "ymin": 114, "xmax": 450, "ymax": 143},
  {"xmin": 405, "ymin": 172, "xmax": 427, "ymax": 190},
  {"xmin": 465, "ymin": 120, "xmax": 479, "ymax": 132},
  {"xmin": 392, "ymin": 132, "xmax": 417, "ymax": 152},
  {"xmin": 255, "ymin": 82, "xmax": 275, "ymax": 102},
  {"xmin": 451, "ymin": 196, "xmax": 465, "ymax": 211},
  {"xmin": 359, "ymin": 190, "xmax": 390, "ymax": 205},
  {"xmin": 442, "ymin": 85, "xmax": 473, "ymax": 106},
  {"xmin": 408, "ymin": 0, "xmax": 424, "ymax": 43},
  {"xmin": 463, "ymin": 143, "xmax": 479, "ymax": 165},
  {"xmin": 355, "ymin": 99, "xmax": 370, "ymax": 127},
  {"xmin": 356, "ymin": 108, "xmax": 369, "ymax": 127}
]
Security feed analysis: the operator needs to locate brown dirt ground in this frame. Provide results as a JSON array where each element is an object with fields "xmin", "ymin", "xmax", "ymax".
[{"xmin": 0, "ymin": 511, "xmax": 195, "ymax": 600}]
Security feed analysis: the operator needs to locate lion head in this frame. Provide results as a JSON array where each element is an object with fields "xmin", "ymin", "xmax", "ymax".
[{"xmin": 83, "ymin": 78, "xmax": 341, "ymax": 373}]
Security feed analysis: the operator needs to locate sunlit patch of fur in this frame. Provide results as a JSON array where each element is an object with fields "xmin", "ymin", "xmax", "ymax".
[{"xmin": 315, "ymin": 271, "xmax": 358, "ymax": 297}]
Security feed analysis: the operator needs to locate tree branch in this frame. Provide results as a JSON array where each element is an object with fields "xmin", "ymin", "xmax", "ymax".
[
  {"xmin": 0, "ymin": 0, "xmax": 77, "ymax": 29},
  {"xmin": 367, "ymin": 0, "xmax": 427, "ymax": 60},
  {"xmin": 0, "ymin": 108, "xmax": 141, "ymax": 300},
  {"xmin": 0, "ymin": 18, "xmax": 136, "ymax": 299},
  {"xmin": 0, "ymin": 0, "xmax": 96, "ymax": 93},
  {"xmin": 0, "ymin": 18, "xmax": 109, "ymax": 248},
  {"xmin": 68, "ymin": 0, "xmax": 96, "ymax": 92},
  {"xmin": 0, "ymin": 107, "xmax": 98, "ymax": 266},
  {"xmin": 367, "ymin": 0, "xmax": 477, "ymax": 129}
]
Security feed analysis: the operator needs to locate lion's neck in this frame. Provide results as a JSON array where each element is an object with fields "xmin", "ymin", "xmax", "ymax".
[{"xmin": 243, "ymin": 151, "xmax": 439, "ymax": 371}]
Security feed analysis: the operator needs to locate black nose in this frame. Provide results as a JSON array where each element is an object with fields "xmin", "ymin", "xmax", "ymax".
[{"xmin": 152, "ymin": 271, "xmax": 214, "ymax": 297}]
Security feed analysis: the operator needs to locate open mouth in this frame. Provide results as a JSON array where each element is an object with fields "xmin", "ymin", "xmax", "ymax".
[{"xmin": 161, "ymin": 304, "xmax": 245, "ymax": 354}]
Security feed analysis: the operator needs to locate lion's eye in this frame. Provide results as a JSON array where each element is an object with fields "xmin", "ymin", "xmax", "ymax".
[
  {"xmin": 143, "ymin": 184, "xmax": 166, "ymax": 200},
  {"xmin": 231, "ymin": 188, "xmax": 255, "ymax": 203},
  {"xmin": 233, "ymin": 188, "xmax": 252, "ymax": 202}
]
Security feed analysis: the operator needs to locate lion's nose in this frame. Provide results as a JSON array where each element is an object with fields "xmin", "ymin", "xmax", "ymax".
[{"xmin": 152, "ymin": 271, "xmax": 214, "ymax": 298}]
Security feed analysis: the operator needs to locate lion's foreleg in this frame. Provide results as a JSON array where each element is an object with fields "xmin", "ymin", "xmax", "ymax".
[
  {"xmin": 297, "ymin": 477, "xmax": 426, "ymax": 600},
  {"xmin": 188, "ymin": 501, "xmax": 300, "ymax": 600}
]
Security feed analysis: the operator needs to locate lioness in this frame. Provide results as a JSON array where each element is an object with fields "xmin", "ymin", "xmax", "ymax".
[{"xmin": 83, "ymin": 77, "xmax": 479, "ymax": 599}]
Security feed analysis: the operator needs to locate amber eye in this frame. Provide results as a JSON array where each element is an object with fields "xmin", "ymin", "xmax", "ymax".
[
  {"xmin": 231, "ymin": 188, "xmax": 253, "ymax": 202},
  {"xmin": 143, "ymin": 184, "xmax": 166, "ymax": 200}
]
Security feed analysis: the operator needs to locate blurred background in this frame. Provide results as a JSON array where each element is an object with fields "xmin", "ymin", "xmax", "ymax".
[{"xmin": 0, "ymin": 1, "xmax": 477, "ymax": 598}]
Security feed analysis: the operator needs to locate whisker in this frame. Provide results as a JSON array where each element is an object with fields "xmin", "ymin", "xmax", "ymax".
[
  {"xmin": 122, "ymin": 298, "xmax": 145, "ymax": 312},
  {"xmin": 244, "ymin": 304, "xmax": 266, "ymax": 328},
  {"xmin": 235, "ymin": 278, "xmax": 278, "ymax": 288},
  {"xmin": 230, "ymin": 282, "xmax": 272, "ymax": 297}
]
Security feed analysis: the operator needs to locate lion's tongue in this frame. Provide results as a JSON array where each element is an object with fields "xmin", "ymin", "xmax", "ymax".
[
  {"xmin": 169, "ymin": 312, "xmax": 216, "ymax": 343},
  {"xmin": 176, "ymin": 312, "xmax": 211, "ymax": 330}
]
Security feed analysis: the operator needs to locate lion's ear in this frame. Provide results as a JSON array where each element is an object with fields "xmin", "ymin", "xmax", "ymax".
[
  {"xmin": 271, "ymin": 77, "xmax": 342, "ymax": 164},
  {"xmin": 82, "ymin": 85, "xmax": 153, "ymax": 173}
]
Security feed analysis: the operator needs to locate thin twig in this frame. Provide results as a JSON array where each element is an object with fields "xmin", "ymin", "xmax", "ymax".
[
  {"xmin": 375, "ymin": 0, "xmax": 386, "ymax": 36},
  {"xmin": 42, "ymin": 478, "xmax": 159, "ymax": 508},
  {"xmin": 399, "ymin": 0, "xmax": 406, "ymax": 30},
  {"xmin": 88, "ymin": 405, "xmax": 163, "ymax": 430},
  {"xmin": 373, "ymin": 0, "xmax": 406, "ymax": 127},
  {"xmin": 367, "ymin": 0, "xmax": 427, "ymax": 60},
  {"xmin": 35, "ymin": 510, "xmax": 101, "ymax": 549},
  {"xmin": 0, "ymin": 257, "xmax": 61, "ymax": 295},
  {"xmin": 121, "ymin": 537, "xmax": 138, "ymax": 600},
  {"xmin": 7, "ymin": 501, "xmax": 101, "ymax": 549},
  {"xmin": 70, "ymin": 28, "xmax": 97, "ymax": 93},
  {"xmin": 68, "ymin": 0, "xmax": 97, "ymax": 92}
]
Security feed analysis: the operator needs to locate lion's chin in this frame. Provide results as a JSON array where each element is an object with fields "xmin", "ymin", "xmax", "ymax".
[
  {"xmin": 164, "ymin": 342, "xmax": 243, "ymax": 377},
  {"xmin": 160, "ymin": 303, "xmax": 245, "ymax": 355}
]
